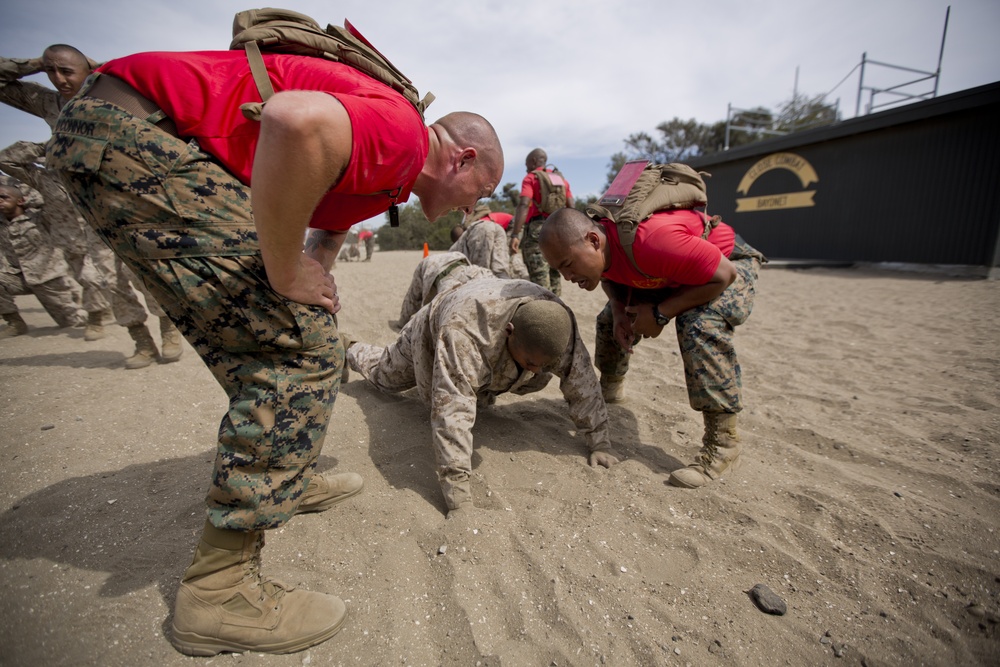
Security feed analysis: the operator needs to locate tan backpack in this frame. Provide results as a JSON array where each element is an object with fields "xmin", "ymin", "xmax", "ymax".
[
  {"xmin": 230, "ymin": 7, "xmax": 434, "ymax": 121},
  {"xmin": 534, "ymin": 166, "xmax": 568, "ymax": 216},
  {"xmin": 586, "ymin": 160, "xmax": 719, "ymax": 275}
]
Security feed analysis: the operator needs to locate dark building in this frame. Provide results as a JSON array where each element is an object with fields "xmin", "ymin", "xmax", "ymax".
[{"xmin": 687, "ymin": 82, "xmax": 1000, "ymax": 276}]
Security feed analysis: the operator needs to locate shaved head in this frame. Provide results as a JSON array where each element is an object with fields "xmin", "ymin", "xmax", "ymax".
[
  {"xmin": 433, "ymin": 111, "xmax": 504, "ymax": 182},
  {"xmin": 538, "ymin": 208, "xmax": 609, "ymax": 291},
  {"xmin": 42, "ymin": 43, "xmax": 93, "ymax": 100},
  {"xmin": 526, "ymin": 148, "xmax": 547, "ymax": 171},
  {"xmin": 43, "ymin": 44, "xmax": 90, "ymax": 67},
  {"xmin": 539, "ymin": 207, "xmax": 598, "ymax": 248}
]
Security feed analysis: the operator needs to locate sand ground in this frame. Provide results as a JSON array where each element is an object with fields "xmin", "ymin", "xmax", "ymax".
[{"xmin": 1, "ymin": 249, "xmax": 998, "ymax": 666}]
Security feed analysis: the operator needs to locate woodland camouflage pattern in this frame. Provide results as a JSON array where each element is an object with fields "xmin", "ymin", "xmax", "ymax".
[
  {"xmin": 47, "ymin": 87, "xmax": 344, "ymax": 530},
  {"xmin": 520, "ymin": 217, "xmax": 562, "ymax": 296},
  {"xmin": 595, "ymin": 239, "xmax": 765, "ymax": 413}
]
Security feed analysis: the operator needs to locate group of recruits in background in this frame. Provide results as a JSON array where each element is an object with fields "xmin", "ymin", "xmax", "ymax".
[
  {"xmin": 5, "ymin": 36, "xmax": 764, "ymax": 658},
  {"xmin": 0, "ymin": 45, "xmax": 183, "ymax": 368}
]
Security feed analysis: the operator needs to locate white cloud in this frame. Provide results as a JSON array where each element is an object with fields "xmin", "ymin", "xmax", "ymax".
[{"xmin": 2, "ymin": 0, "xmax": 997, "ymax": 199}]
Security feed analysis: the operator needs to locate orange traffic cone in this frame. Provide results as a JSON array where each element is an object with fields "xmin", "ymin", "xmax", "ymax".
[{"xmin": 423, "ymin": 242, "xmax": 429, "ymax": 258}]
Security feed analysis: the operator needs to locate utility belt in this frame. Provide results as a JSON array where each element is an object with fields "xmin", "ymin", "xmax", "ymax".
[
  {"xmin": 84, "ymin": 74, "xmax": 181, "ymax": 139},
  {"xmin": 426, "ymin": 259, "xmax": 467, "ymax": 301}
]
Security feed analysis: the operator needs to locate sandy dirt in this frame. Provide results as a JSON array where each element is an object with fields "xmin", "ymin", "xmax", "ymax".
[{"xmin": 1, "ymin": 249, "xmax": 998, "ymax": 666}]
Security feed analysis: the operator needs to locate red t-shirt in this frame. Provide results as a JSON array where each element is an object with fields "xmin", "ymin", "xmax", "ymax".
[
  {"xmin": 601, "ymin": 209, "xmax": 736, "ymax": 289},
  {"xmin": 519, "ymin": 168, "xmax": 573, "ymax": 220},
  {"xmin": 481, "ymin": 211, "xmax": 513, "ymax": 231},
  {"xmin": 100, "ymin": 51, "xmax": 428, "ymax": 231},
  {"xmin": 358, "ymin": 230, "xmax": 374, "ymax": 241}
]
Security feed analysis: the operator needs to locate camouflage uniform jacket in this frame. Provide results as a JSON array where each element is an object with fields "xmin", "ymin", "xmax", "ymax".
[
  {"xmin": 448, "ymin": 218, "xmax": 512, "ymax": 278},
  {"xmin": 0, "ymin": 210, "xmax": 69, "ymax": 285},
  {"xmin": 0, "ymin": 57, "xmax": 62, "ymax": 127},
  {"xmin": 410, "ymin": 252, "xmax": 471, "ymax": 304},
  {"xmin": 0, "ymin": 141, "xmax": 91, "ymax": 254},
  {"xmin": 408, "ymin": 279, "xmax": 612, "ymax": 468}
]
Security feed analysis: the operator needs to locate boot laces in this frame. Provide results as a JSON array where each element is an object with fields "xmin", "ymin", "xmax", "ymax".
[
  {"xmin": 243, "ymin": 550, "xmax": 289, "ymax": 611},
  {"xmin": 695, "ymin": 442, "xmax": 718, "ymax": 469}
]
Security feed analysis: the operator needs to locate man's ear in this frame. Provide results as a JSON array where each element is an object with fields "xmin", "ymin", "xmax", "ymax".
[
  {"xmin": 457, "ymin": 147, "xmax": 477, "ymax": 170},
  {"xmin": 586, "ymin": 230, "xmax": 602, "ymax": 251},
  {"xmin": 504, "ymin": 322, "xmax": 514, "ymax": 337}
]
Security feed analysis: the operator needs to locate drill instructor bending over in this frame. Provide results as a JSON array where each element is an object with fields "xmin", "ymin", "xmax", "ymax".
[{"xmin": 47, "ymin": 47, "xmax": 502, "ymax": 656}]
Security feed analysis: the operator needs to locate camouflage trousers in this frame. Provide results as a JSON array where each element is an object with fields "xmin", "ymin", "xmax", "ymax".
[
  {"xmin": 63, "ymin": 235, "xmax": 113, "ymax": 315},
  {"xmin": 521, "ymin": 217, "xmax": 562, "ymax": 296},
  {"xmin": 47, "ymin": 88, "xmax": 344, "ymax": 531},
  {"xmin": 595, "ymin": 240, "xmax": 764, "ymax": 414},
  {"xmin": 112, "ymin": 255, "xmax": 165, "ymax": 326},
  {"xmin": 0, "ymin": 270, "xmax": 83, "ymax": 326}
]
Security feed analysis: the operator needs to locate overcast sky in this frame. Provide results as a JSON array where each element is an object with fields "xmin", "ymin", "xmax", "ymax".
[{"xmin": 2, "ymin": 0, "xmax": 998, "ymax": 215}]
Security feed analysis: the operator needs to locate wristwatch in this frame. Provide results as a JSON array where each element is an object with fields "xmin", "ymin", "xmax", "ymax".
[{"xmin": 653, "ymin": 305, "xmax": 671, "ymax": 326}]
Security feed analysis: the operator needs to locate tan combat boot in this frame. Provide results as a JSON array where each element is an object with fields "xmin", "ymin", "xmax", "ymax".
[
  {"xmin": 125, "ymin": 324, "xmax": 159, "ymax": 369},
  {"xmin": 0, "ymin": 312, "xmax": 28, "ymax": 339},
  {"xmin": 295, "ymin": 472, "xmax": 364, "ymax": 514},
  {"xmin": 170, "ymin": 520, "xmax": 347, "ymax": 656},
  {"xmin": 441, "ymin": 471, "xmax": 475, "ymax": 519},
  {"xmin": 600, "ymin": 375, "xmax": 626, "ymax": 403},
  {"xmin": 669, "ymin": 412, "xmax": 743, "ymax": 488},
  {"xmin": 83, "ymin": 309, "xmax": 110, "ymax": 341},
  {"xmin": 159, "ymin": 316, "xmax": 184, "ymax": 363}
]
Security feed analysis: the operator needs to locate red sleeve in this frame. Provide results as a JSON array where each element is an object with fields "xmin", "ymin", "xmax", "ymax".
[{"xmin": 519, "ymin": 173, "xmax": 537, "ymax": 200}]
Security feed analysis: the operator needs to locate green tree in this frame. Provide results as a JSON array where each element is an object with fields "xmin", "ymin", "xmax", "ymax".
[
  {"xmin": 605, "ymin": 93, "xmax": 837, "ymax": 186},
  {"xmin": 497, "ymin": 184, "xmax": 520, "ymax": 211},
  {"xmin": 375, "ymin": 202, "xmax": 463, "ymax": 251},
  {"xmin": 774, "ymin": 93, "xmax": 838, "ymax": 132}
]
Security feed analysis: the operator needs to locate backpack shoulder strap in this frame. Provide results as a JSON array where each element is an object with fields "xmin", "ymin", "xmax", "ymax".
[
  {"xmin": 231, "ymin": 9, "xmax": 433, "ymax": 119},
  {"xmin": 582, "ymin": 206, "xmax": 652, "ymax": 279},
  {"xmin": 244, "ymin": 40, "xmax": 275, "ymax": 102}
]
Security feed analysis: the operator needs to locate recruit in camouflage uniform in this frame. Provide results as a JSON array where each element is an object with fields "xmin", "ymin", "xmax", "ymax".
[
  {"xmin": 47, "ymin": 90, "xmax": 344, "ymax": 530},
  {"xmin": 449, "ymin": 215, "xmax": 513, "ymax": 278},
  {"xmin": 348, "ymin": 278, "xmax": 615, "ymax": 512},
  {"xmin": 0, "ymin": 142, "xmax": 113, "ymax": 323},
  {"xmin": 395, "ymin": 251, "xmax": 494, "ymax": 329},
  {"xmin": 0, "ymin": 54, "xmax": 182, "ymax": 367},
  {"xmin": 0, "ymin": 198, "xmax": 84, "ymax": 333},
  {"xmin": 461, "ymin": 202, "xmax": 530, "ymax": 280}
]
